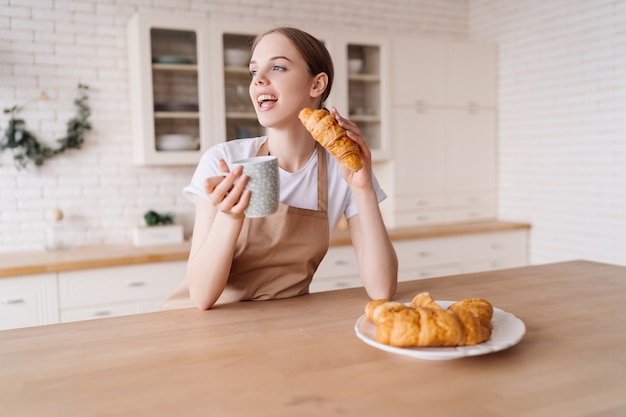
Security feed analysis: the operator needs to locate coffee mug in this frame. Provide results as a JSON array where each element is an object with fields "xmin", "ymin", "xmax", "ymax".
[{"xmin": 230, "ymin": 156, "xmax": 279, "ymax": 218}]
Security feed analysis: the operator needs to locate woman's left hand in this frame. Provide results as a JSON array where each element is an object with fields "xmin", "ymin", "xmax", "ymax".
[{"xmin": 331, "ymin": 107, "xmax": 374, "ymax": 191}]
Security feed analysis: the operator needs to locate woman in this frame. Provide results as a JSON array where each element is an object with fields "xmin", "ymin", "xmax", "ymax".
[{"xmin": 164, "ymin": 27, "xmax": 397, "ymax": 310}]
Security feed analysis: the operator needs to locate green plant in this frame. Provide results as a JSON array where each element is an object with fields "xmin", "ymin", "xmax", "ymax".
[
  {"xmin": 144, "ymin": 210, "xmax": 175, "ymax": 226},
  {"xmin": 1, "ymin": 83, "xmax": 91, "ymax": 169}
]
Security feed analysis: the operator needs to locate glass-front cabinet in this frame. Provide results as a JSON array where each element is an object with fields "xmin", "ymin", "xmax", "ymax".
[
  {"xmin": 127, "ymin": 14, "xmax": 212, "ymax": 165},
  {"xmin": 327, "ymin": 33, "xmax": 390, "ymax": 161},
  {"xmin": 128, "ymin": 14, "xmax": 390, "ymax": 165},
  {"xmin": 219, "ymin": 30, "xmax": 264, "ymax": 141}
]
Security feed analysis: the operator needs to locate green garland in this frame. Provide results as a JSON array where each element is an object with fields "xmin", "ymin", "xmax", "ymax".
[{"xmin": 1, "ymin": 83, "xmax": 91, "ymax": 169}]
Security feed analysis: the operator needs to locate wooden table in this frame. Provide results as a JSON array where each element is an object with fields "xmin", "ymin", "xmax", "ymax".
[{"xmin": 1, "ymin": 260, "xmax": 624, "ymax": 416}]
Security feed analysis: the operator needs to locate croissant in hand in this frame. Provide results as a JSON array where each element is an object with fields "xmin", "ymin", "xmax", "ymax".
[
  {"xmin": 365, "ymin": 292, "xmax": 494, "ymax": 347},
  {"xmin": 298, "ymin": 107, "xmax": 364, "ymax": 172}
]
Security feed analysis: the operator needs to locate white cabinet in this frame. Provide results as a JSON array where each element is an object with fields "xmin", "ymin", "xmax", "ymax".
[
  {"xmin": 311, "ymin": 229, "xmax": 528, "ymax": 294},
  {"xmin": 389, "ymin": 37, "xmax": 497, "ymax": 227},
  {"xmin": 127, "ymin": 13, "xmax": 213, "ymax": 165},
  {"xmin": 394, "ymin": 230, "xmax": 527, "ymax": 282},
  {"xmin": 58, "ymin": 261, "xmax": 185, "ymax": 323},
  {"xmin": 210, "ymin": 20, "xmax": 271, "ymax": 142},
  {"xmin": 327, "ymin": 32, "xmax": 391, "ymax": 160},
  {"xmin": 310, "ymin": 245, "xmax": 361, "ymax": 293},
  {"xmin": 0, "ymin": 273, "xmax": 59, "ymax": 330}
]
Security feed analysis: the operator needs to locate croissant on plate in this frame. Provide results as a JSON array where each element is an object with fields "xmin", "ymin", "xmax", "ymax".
[
  {"xmin": 365, "ymin": 292, "xmax": 494, "ymax": 347},
  {"xmin": 298, "ymin": 107, "xmax": 363, "ymax": 172}
]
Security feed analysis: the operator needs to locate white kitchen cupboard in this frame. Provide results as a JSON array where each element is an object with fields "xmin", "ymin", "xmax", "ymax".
[
  {"xmin": 58, "ymin": 261, "xmax": 184, "ymax": 323},
  {"xmin": 326, "ymin": 32, "xmax": 391, "ymax": 161},
  {"xmin": 209, "ymin": 20, "xmax": 272, "ymax": 142},
  {"xmin": 0, "ymin": 273, "xmax": 59, "ymax": 331},
  {"xmin": 310, "ymin": 245, "xmax": 360, "ymax": 293},
  {"xmin": 127, "ymin": 13, "xmax": 213, "ymax": 165},
  {"xmin": 388, "ymin": 37, "xmax": 497, "ymax": 227},
  {"xmin": 310, "ymin": 229, "xmax": 528, "ymax": 293}
]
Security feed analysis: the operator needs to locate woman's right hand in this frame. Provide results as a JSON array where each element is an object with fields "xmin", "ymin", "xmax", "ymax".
[{"xmin": 204, "ymin": 159, "xmax": 250, "ymax": 216}]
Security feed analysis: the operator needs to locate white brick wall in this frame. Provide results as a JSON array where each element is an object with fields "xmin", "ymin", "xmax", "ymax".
[
  {"xmin": 0, "ymin": 0, "xmax": 468, "ymax": 252},
  {"xmin": 470, "ymin": 0, "xmax": 626, "ymax": 266}
]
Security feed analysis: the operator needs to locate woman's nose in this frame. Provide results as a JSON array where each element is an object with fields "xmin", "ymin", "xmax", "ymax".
[{"xmin": 253, "ymin": 71, "xmax": 268, "ymax": 85}]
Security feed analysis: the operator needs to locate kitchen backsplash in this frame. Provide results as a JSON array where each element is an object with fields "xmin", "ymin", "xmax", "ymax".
[{"xmin": 0, "ymin": 0, "xmax": 468, "ymax": 252}]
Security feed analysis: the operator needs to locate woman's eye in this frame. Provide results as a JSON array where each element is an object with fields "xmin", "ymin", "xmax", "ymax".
[
  {"xmin": 249, "ymin": 69, "xmax": 257, "ymax": 76},
  {"xmin": 272, "ymin": 65, "xmax": 285, "ymax": 71}
]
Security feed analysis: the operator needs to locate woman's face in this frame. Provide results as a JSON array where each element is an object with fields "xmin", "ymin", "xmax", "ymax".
[{"xmin": 249, "ymin": 32, "xmax": 320, "ymax": 129}]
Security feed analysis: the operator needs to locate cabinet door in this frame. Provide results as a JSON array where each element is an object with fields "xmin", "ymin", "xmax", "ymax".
[
  {"xmin": 391, "ymin": 107, "xmax": 446, "ymax": 195},
  {"xmin": 391, "ymin": 37, "xmax": 445, "ymax": 107},
  {"xmin": 329, "ymin": 32, "xmax": 390, "ymax": 160},
  {"xmin": 0, "ymin": 274, "xmax": 59, "ymax": 330},
  {"xmin": 445, "ymin": 109, "xmax": 497, "ymax": 194},
  {"xmin": 444, "ymin": 41, "xmax": 497, "ymax": 108},
  {"xmin": 127, "ymin": 13, "xmax": 212, "ymax": 165},
  {"xmin": 58, "ymin": 261, "xmax": 185, "ymax": 309},
  {"xmin": 210, "ymin": 20, "xmax": 269, "ymax": 142}
]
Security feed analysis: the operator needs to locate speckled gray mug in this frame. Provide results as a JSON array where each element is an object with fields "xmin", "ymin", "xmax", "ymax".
[{"xmin": 231, "ymin": 156, "xmax": 279, "ymax": 218}]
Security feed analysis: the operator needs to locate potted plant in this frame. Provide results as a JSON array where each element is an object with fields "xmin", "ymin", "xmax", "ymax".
[{"xmin": 131, "ymin": 210, "xmax": 183, "ymax": 246}]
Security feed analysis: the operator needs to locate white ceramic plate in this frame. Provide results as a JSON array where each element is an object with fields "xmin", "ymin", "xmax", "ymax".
[{"xmin": 354, "ymin": 301, "xmax": 525, "ymax": 360}]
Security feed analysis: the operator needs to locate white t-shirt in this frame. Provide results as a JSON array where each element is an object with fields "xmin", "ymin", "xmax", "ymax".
[{"xmin": 183, "ymin": 136, "xmax": 387, "ymax": 238}]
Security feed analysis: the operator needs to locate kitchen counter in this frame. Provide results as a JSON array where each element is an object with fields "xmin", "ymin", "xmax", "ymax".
[
  {"xmin": 1, "ymin": 260, "xmax": 624, "ymax": 416},
  {"xmin": 0, "ymin": 220, "xmax": 529, "ymax": 278}
]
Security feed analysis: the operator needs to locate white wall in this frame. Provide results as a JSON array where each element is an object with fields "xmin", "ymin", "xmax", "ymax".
[
  {"xmin": 470, "ymin": 0, "xmax": 626, "ymax": 266},
  {"xmin": 0, "ymin": 0, "xmax": 468, "ymax": 252}
]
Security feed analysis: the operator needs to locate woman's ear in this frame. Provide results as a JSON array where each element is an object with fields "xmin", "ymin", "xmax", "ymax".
[{"xmin": 309, "ymin": 73, "xmax": 328, "ymax": 99}]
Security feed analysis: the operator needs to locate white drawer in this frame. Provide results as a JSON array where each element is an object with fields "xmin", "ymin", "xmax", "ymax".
[
  {"xmin": 394, "ymin": 193, "xmax": 446, "ymax": 211},
  {"xmin": 447, "ymin": 192, "xmax": 496, "ymax": 206},
  {"xmin": 394, "ymin": 230, "xmax": 527, "ymax": 270},
  {"xmin": 0, "ymin": 273, "xmax": 59, "ymax": 330},
  {"xmin": 457, "ymin": 230, "xmax": 528, "ymax": 261},
  {"xmin": 58, "ymin": 261, "xmax": 185, "ymax": 308},
  {"xmin": 446, "ymin": 205, "xmax": 497, "ymax": 222},
  {"xmin": 462, "ymin": 255, "xmax": 528, "ymax": 274},
  {"xmin": 60, "ymin": 302, "xmax": 136, "ymax": 323},
  {"xmin": 393, "ymin": 209, "xmax": 449, "ymax": 227},
  {"xmin": 310, "ymin": 274, "xmax": 362, "ymax": 293},
  {"xmin": 315, "ymin": 246, "xmax": 359, "ymax": 279},
  {"xmin": 394, "ymin": 237, "xmax": 463, "ymax": 269},
  {"xmin": 398, "ymin": 264, "xmax": 463, "ymax": 282}
]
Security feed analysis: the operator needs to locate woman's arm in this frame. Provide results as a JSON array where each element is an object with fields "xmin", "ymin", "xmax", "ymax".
[
  {"xmin": 185, "ymin": 164, "xmax": 250, "ymax": 310},
  {"xmin": 331, "ymin": 108, "xmax": 398, "ymax": 299},
  {"xmin": 347, "ymin": 196, "xmax": 398, "ymax": 300}
]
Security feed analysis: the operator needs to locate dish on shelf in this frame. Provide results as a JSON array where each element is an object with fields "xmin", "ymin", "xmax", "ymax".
[
  {"xmin": 154, "ymin": 103, "xmax": 199, "ymax": 112},
  {"xmin": 156, "ymin": 134, "xmax": 200, "ymax": 151},
  {"xmin": 348, "ymin": 58, "xmax": 363, "ymax": 74},
  {"xmin": 152, "ymin": 56, "xmax": 193, "ymax": 64},
  {"xmin": 224, "ymin": 48, "xmax": 249, "ymax": 67}
]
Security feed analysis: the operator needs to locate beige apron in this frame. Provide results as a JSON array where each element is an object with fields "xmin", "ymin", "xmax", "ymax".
[{"xmin": 163, "ymin": 142, "xmax": 330, "ymax": 310}]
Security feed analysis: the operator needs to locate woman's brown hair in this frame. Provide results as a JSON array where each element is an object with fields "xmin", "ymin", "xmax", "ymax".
[{"xmin": 251, "ymin": 27, "xmax": 334, "ymax": 107}]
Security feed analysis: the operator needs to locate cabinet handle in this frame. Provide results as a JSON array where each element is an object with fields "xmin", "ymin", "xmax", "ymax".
[
  {"xmin": 417, "ymin": 251, "xmax": 431, "ymax": 258},
  {"xmin": 334, "ymin": 260, "xmax": 350, "ymax": 266},
  {"xmin": 124, "ymin": 281, "xmax": 146, "ymax": 287},
  {"xmin": 92, "ymin": 310, "xmax": 112, "ymax": 317},
  {"xmin": 0, "ymin": 298, "xmax": 25, "ymax": 305}
]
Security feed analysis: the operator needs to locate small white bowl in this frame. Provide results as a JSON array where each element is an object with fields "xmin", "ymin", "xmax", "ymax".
[
  {"xmin": 224, "ymin": 49, "xmax": 249, "ymax": 67},
  {"xmin": 156, "ymin": 134, "xmax": 199, "ymax": 151},
  {"xmin": 348, "ymin": 58, "xmax": 363, "ymax": 74}
]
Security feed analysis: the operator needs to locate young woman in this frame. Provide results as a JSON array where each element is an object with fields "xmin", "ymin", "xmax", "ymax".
[{"xmin": 163, "ymin": 27, "xmax": 397, "ymax": 310}]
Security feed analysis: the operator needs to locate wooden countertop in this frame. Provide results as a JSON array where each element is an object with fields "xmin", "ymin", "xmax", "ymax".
[
  {"xmin": 0, "ymin": 220, "xmax": 530, "ymax": 278},
  {"xmin": 0, "ymin": 260, "xmax": 623, "ymax": 416}
]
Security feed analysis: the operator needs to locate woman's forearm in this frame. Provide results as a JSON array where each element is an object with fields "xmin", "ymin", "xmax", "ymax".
[
  {"xmin": 186, "ymin": 211, "xmax": 245, "ymax": 310},
  {"xmin": 350, "ymin": 188, "xmax": 398, "ymax": 299}
]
